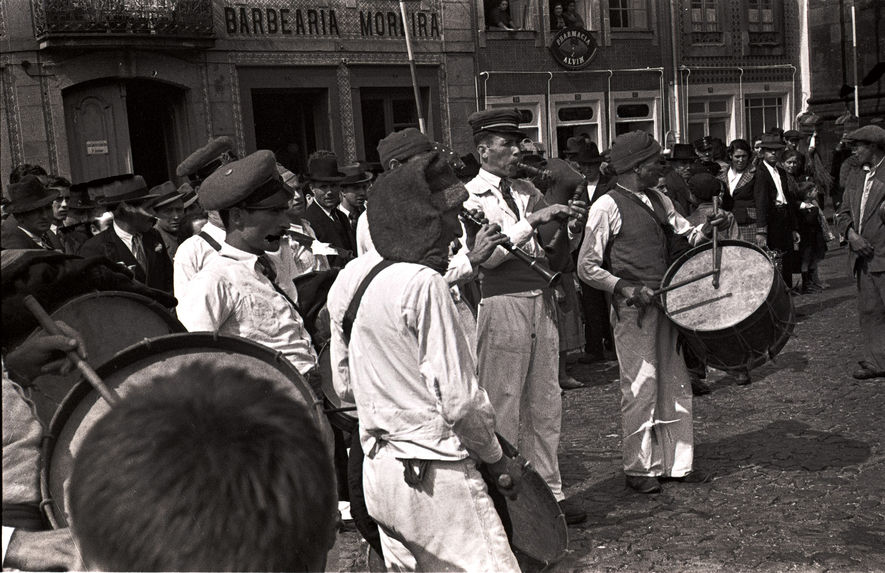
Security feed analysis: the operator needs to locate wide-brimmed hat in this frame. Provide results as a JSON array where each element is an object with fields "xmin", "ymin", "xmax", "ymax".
[
  {"xmin": 563, "ymin": 136, "xmax": 586, "ymax": 157},
  {"xmin": 305, "ymin": 154, "xmax": 347, "ymax": 182},
  {"xmin": 7, "ymin": 175, "xmax": 58, "ymax": 214},
  {"xmin": 94, "ymin": 175, "xmax": 159, "ymax": 206},
  {"xmin": 693, "ymin": 136, "xmax": 714, "ymax": 152},
  {"xmin": 66, "ymin": 186, "xmax": 96, "ymax": 210},
  {"xmin": 668, "ymin": 143, "xmax": 698, "ymax": 162},
  {"xmin": 572, "ymin": 141, "xmax": 603, "ymax": 164},
  {"xmin": 758, "ymin": 133, "xmax": 785, "ymax": 150},
  {"xmin": 150, "ymin": 182, "xmax": 186, "ymax": 210},
  {"xmin": 340, "ymin": 162, "xmax": 374, "ymax": 186}
]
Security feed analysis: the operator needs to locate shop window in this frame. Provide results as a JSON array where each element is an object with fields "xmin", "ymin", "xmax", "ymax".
[
  {"xmin": 360, "ymin": 87, "xmax": 429, "ymax": 163},
  {"xmin": 687, "ymin": 98, "xmax": 730, "ymax": 143},
  {"xmin": 485, "ymin": 0, "xmax": 537, "ymax": 30},
  {"xmin": 553, "ymin": 102, "xmax": 598, "ymax": 157},
  {"xmin": 549, "ymin": 0, "xmax": 588, "ymax": 31},
  {"xmin": 690, "ymin": 0, "xmax": 721, "ymax": 44},
  {"xmin": 614, "ymin": 102, "xmax": 653, "ymax": 136},
  {"xmin": 485, "ymin": 97, "xmax": 544, "ymax": 144},
  {"xmin": 609, "ymin": 0, "xmax": 647, "ymax": 30},
  {"xmin": 747, "ymin": 0, "xmax": 781, "ymax": 45},
  {"xmin": 744, "ymin": 95, "xmax": 782, "ymax": 140}
]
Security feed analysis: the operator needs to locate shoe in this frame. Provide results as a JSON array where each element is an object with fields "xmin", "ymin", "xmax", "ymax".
[
  {"xmin": 625, "ymin": 475, "xmax": 661, "ymax": 494},
  {"xmin": 662, "ymin": 469, "xmax": 712, "ymax": 483},
  {"xmin": 735, "ymin": 372, "xmax": 752, "ymax": 386},
  {"xmin": 852, "ymin": 362, "xmax": 885, "ymax": 380},
  {"xmin": 558, "ymin": 498, "xmax": 587, "ymax": 525},
  {"xmin": 559, "ymin": 375, "xmax": 584, "ymax": 390},
  {"xmin": 689, "ymin": 376, "xmax": 711, "ymax": 396}
]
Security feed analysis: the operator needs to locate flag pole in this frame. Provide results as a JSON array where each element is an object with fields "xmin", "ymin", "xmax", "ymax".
[{"xmin": 399, "ymin": 0, "xmax": 426, "ymax": 134}]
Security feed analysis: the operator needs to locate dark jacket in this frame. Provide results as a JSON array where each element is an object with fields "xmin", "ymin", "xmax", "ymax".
[
  {"xmin": 718, "ymin": 168, "xmax": 757, "ymax": 225},
  {"xmin": 1, "ymin": 219, "xmax": 58, "ymax": 251},
  {"xmin": 754, "ymin": 162, "xmax": 799, "ymax": 251},
  {"xmin": 304, "ymin": 202, "xmax": 356, "ymax": 268},
  {"xmin": 77, "ymin": 227, "xmax": 173, "ymax": 293}
]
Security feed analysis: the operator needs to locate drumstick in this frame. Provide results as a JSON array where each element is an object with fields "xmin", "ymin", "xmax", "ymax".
[
  {"xmin": 625, "ymin": 269, "xmax": 718, "ymax": 306},
  {"xmin": 712, "ymin": 196, "xmax": 721, "ymax": 289},
  {"xmin": 23, "ymin": 295, "xmax": 121, "ymax": 407}
]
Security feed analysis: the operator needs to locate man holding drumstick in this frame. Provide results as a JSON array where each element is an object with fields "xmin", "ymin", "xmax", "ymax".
[{"xmin": 577, "ymin": 131, "xmax": 732, "ymax": 494}]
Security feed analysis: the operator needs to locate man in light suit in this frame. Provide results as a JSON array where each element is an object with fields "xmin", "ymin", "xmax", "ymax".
[{"xmin": 836, "ymin": 125, "xmax": 885, "ymax": 380}]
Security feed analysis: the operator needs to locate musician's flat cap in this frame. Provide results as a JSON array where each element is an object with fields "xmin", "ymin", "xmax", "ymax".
[
  {"xmin": 176, "ymin": 136, "xmax": 235, "ymax": 179},
  {"xmin": 609, "ymin": 131, "xmax": 661, "ymax": 174},
  {"xmin": 378, "ymin": 128, "xmax": 434, "ymax": 170},
  {"xmin": 468, "ymin": 108, "xmax": 527, "ymax": 138},
  {"xmin": 845, "ymin": 125, "xmax": 885, "ymax": 147},
  {"xmin": 199, "ymin": 150, "xmax": 292, "ymax": 211}
]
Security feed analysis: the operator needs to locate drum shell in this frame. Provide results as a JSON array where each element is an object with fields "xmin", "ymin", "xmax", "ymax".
[
  {"xmin": 661, "ymin": 240, "xmax": 795, "ymax": 372},
  {"xmin": 25, "ymin": 291, "xmax": 185, "ymax": 425},
  {"xmin": 41, "ymin": 332, "xmax": 333, "ymax": 529}
]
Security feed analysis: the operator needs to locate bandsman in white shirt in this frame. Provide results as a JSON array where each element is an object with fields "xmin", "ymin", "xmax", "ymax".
[{"xmin": 177, "ymin": 150, "xmax": 319, "ymax": 384}]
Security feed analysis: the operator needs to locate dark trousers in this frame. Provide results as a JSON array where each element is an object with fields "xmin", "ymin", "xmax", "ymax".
[
  {"xmin": 581, "ymin": 282, "xmax": 613, "ymax": 355},
  {"xmin": 767, "ymin": 205, "xmax": 796, "ymax": 289}
]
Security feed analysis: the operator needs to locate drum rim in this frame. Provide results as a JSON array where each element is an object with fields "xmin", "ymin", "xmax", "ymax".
[
  {"xmin": 26, "ymin": 290, "xmax": 184, "ymax": 342},
  {"xmin": 41, "ymin": 332, "xmax": 315, "ymax": 528}
]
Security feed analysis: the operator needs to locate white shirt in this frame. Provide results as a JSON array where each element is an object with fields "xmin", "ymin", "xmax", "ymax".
[
  {"xmin": 577, "ymin": 186, "xmax": 708, "ymax": 293},
  {"xmin": 328, "ymin": 249, "xmax": 502, "ymax": 464},
  {"xmin": 763, "ymin": 161, "xmax": 787, "ymax": 205},
  {"xmin": 284, "ymin": 220, "xmax": 331, "ymax": 278},
  {"xmin": 173, "ymin": 221, "xmax": 226, "ymax": 300},
  {"xmin": 112, "ymin": 221, "xmax": 137, "ymax": 255},
  {"xmin": 727, "ymin": 167, "xmax": 743, "ymax": 194},
  {"xmin": 177, "ymin": 242, "xmax": 317, "ymax": 375}
]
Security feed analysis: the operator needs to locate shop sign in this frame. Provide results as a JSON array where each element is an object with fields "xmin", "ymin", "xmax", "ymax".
[
  {"xmin": 86, "ymin": 140, "xmax": 109, "ymax": 155},
  {"xmin": 223, "ymin": 2, "xmax": 440, "ymax": 39},
  {"xmin": 549, "ymin": 27, "xmax": 598, "ymax": 70}
]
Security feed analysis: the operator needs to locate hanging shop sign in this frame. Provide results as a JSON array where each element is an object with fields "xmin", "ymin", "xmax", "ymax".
[{"xmin": 549, "ymin": 27, "xmax": 598, "ymax": 70}]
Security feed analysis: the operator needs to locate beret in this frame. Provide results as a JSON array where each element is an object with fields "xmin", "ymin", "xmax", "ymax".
[
  {"xmin": 844, "ymin": 125, "xmax": 885, "ymax": 147},
  {"xmin": 378, "ymin": 128, "xmax": 434, "ymax": 170},
  {"xmin": 609, "ymin": 131, "xmax": 662, "ymax": 174},
  {"xmin": 199, "ymin": 150, "xmax": 291, "ymax": 211},
  {"xmin": 176, "ymin": 136, "xmax": 236, "ymax": 178},
  {"xmin": 687, "ymin": 173, "xmax": 721, "ymax": 202},
  {"xmin": 468, "ymin": 108, "xmax": 527, "ymax": 138}
]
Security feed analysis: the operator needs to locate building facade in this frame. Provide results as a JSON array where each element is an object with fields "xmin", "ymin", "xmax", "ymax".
[{"xmin": 1, "ymin": 0, "xmax": 478, "ymax": 186}]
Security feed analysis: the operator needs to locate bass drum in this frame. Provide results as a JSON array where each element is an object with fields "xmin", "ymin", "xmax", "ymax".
[
  {"xmin": 41, "ymin": 332, "xmax": 332, "ymax": 529},
  {"xmin": 25, "ymin": 291, "xmax": 184, "ymax": 425},
  {"xmin": 661, "ymin": 239, "xmax": 794, "ymax": 372},
  {"xmin": 316, "ymin": 343, "xmax": 358, "ymax": 433}
]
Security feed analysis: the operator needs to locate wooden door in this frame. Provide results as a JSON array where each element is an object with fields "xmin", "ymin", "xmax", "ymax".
[{"xmin": 64, "ymin": 82, "xmax": 132, "ymax": 183}]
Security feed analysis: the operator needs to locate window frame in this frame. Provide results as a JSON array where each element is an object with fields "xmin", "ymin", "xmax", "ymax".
[
  {"xmin": 609, "ymin": 90, "xmax": 661, "ymax": 144},
  {"xmin": 686, "ymin": 96, "xmax": 734, "ymax": 144},
  {"xmin": 549, "ymin": 92, "xmax": 604, "ymax": 158},
  {"xmin": 689, "ymin": 0, "xmax": 722, "ymax": 45},
  {"xmin": 483, "ymin": 94, "xmax": 547, "ymax": 148},
  {"xmin": 608, "ymin": 0, "xmax": 649, "ymax": 32},
  {"xmin": 743, "ymin": 94, "xmax": 785, "ymax": 140}
]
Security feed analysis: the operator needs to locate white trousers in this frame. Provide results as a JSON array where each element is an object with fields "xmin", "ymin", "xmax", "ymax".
[
  {"xmin": 476, "ymin": 292, "xmax": 563, "ymax": 499},
  {"xmin": 363, "ymin": 454, "xmax": 519, "ymax": 573},
  {"xmin": 611, "ymin": 302, "xmax": 694, "ymax": 477}
]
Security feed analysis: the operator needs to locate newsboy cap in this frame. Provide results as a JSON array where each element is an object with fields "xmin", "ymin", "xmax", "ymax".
[
  {"xmin": 844, "ymin": 125, "xmax": 885, "ymax": 147},
  {"xmin": 199, "ymin": 150, "xmax": 292, "ymax": 211},
  {"xmin": 468, "ymin": 108, "xmax": 527, "ymax": 139},
  {"xmin": 377, "ymin": 128, "xmax": 434, "ymax": 170},
  {"xmin": 609, "ymin": 131, "xmax": 662, "ymax": 174},
  {"xmin": 176, "ymin": 136, "xmax": 236, "ymax": 180}
]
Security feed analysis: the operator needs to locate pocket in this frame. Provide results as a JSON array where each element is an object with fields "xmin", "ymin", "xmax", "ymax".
[{"xmin": 244, "ymin": 294, "xmax": 281, "ymax": 335}]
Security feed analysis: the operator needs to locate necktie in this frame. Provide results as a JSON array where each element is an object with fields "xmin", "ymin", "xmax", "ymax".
[
  {"xmin": 38, "ymin": 232, "xmax": 54, "ymax": 250},
  {"xmin": 349, "ymin": 210, "xmax": 359, "ymax": 231},
  {"xmin": 500, "ymin": 179, "xmax": 520, "ymax": 220},
  {"xmin": 858, "ymin": 172, "xmax": 874, "ymax": 234},
  {"xmin": 256, "ymin": 253, "xmax": 298, "ymax": 310},
  {"xmin": 131, "ymin": 234, "xmax": 148, "ymax": 272}
]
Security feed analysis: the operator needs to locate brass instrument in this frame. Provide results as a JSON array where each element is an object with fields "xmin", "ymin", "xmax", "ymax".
[
  {"xmin": 459, "ymin": 209, "xmax": 561, "ymax": 288},
  {"xmin": 516, "ymin": 161, "xmax": 551, "ymax": 180}
]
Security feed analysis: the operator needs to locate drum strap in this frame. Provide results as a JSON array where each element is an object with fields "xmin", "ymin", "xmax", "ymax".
[
  {"xmin": 3, "ymin": 502, "xmax": 45, "ymax": 530},
  {"xmin": 342, "ymin": 259, "xmax": 396, "ymax": 344},
  {"xmin": 198, "ymin": 231, "xmax": 222, "ymax": 251}
]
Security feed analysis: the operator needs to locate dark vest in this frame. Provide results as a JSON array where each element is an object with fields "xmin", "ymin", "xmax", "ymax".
[{"xmin": 605, "ymin": 189, "xmax": 670, "ymax": 289}]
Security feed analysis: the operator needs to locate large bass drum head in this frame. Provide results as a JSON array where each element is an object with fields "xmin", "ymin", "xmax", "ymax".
[
  {"xmin": 662, "ymin": 240, "xmax": 774, "ymax": 331},
  {"xmin": 25, "ymin": 291, "xmax": 184, "ymax": 425},
  {"xmin": 42, "ymin": 333, "xmax": 325, "ymax": 529}
]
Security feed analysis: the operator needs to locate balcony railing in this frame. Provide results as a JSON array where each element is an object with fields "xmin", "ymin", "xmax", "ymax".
[{"xmin": 32, "ymin": 0, "xmax": 215, "ymax": 46}]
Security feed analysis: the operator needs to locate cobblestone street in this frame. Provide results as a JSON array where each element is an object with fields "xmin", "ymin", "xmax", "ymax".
[{"xmin": 331, "ymin": 243, "xmax": 885, "ymax": 572}]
